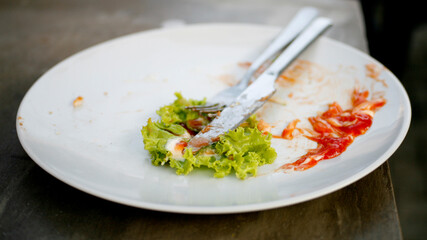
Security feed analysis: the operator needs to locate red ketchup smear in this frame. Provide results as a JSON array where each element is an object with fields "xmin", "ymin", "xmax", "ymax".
[
  {"xmin": 273, "ymin": 119, "xmax": 301, "ymax": 140},
  {"xmin": 280, "ymin": 89, "xmax": 386, "ymax": 171},
  {"xmin": 175, "ymin": 141, "xmax": 188, "ymax": 153}
]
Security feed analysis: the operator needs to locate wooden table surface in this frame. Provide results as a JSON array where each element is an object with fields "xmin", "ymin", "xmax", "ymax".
[{"xmin": 0, "ymin": 0, "xmax": 403, "ymax": 239}]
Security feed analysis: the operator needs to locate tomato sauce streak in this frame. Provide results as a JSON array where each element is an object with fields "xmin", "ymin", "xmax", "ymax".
[
  {"xmin": 273, "ymin": 119, "xmax": 300, "ymax": 140},
  {"xmin": 175, "ymin": 141, "xmax": 188, "ymax": 153},
  {"xmin": 280, "ymin": 89, "xmax": 386, "ymax": 171}
]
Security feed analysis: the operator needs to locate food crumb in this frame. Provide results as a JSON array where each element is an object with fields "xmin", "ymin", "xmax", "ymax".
[
  {"xmin": 257, "ymin": 119, "xmax": 271, "ymax": 134},
  {"xmin": 73, "ymin": 96, "xmax": 84, "ymax": 107},
  {"xmin": 103, "ymin": 92, "xmax": 108, "ymax": 96},
  {"xmin": 17, "ymin": 116, "xmax": 24, "ymax": 126},
  {"xmin": 49, "ymin": 111, "xmax": 53, "ymax": 115}
]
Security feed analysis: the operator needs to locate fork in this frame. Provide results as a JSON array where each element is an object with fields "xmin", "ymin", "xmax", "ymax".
[{"xmin": 186, "ymin": 7, "xmax": 318, "ymax": 113}]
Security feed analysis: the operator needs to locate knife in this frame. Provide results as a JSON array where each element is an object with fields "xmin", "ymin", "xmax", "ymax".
[{"xmin": 187, "ymin": 17, "xmax": 333, "ymax": 152}]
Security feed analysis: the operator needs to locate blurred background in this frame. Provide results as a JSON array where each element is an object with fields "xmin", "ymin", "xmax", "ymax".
[
  {"xmin": 1, "ymin": 0, "xmax": 426, "ymax": 239},
  {"xmin": 360, "ymin": 1, "xmax": 427, "ymax": 239}
]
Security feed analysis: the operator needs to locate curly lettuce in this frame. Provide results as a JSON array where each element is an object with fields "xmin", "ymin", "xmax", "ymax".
[
  {"xmin": 156, "ymin": 92, "xmax": 207, "ymax": 131},
  {"xmin": 141, "ymin": 93, "xmax": 276, "ymax": 179}
]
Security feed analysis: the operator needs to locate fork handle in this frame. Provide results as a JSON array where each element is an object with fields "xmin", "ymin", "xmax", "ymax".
[
  {"xmin": 236, "ymin": 7, "xmax": 319, "ymax": 89},
  {"xmin": 266, "ymin": 17, "xmax": 332, "ymax": 77}
]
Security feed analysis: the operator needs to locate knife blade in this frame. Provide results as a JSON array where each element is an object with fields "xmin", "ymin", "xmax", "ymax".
[{"xmin": 187, "ymin": 17, "xmax": 333, "ymax": 151}]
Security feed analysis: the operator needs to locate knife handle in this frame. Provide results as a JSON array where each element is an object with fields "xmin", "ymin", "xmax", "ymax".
[
  {"xmin": 266, "ymin": 17, "xmax": 332, "ymax": 77},
  {"xmin": 237, "ymin": 7, "xmax": 319, "ymax": 88}
]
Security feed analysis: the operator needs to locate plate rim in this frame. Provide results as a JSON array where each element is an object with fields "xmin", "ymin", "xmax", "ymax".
[{"xmin": 16, "ymin": 23, "xmax": 412, "ymax": 214}]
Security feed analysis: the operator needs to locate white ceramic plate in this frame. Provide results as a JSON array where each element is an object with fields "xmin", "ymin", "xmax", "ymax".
[{"xmin": 16, "ymin": 24, "xmax": 411, "ymax": 214}]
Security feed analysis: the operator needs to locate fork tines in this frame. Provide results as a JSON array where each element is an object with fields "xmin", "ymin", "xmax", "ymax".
[{"xmin": 185, "ymin": 103, "xmax": 225, "ymax": 113}]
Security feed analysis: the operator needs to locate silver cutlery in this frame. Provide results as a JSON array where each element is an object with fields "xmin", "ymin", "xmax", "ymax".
[
  {"xmin": 187, "ymin": 7, "xmax": 319, "ymax": 113},
  {"xmin": 187, "ymin": 17, "xmax": 333, "ymax": 151}
]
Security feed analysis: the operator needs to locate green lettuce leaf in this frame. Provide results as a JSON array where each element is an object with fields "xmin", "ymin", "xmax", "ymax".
[
  {"xmin": 141, "ymin": 93, "xmax": 277, "ymax": 179},
  {"xmin": 141, "ymin": 118, "xmax": 188, "ymax": 165},
  {"xmin": 215, "ymin": 127, "xmax": 276, "ymax": 179},
  {"xmin": 156, "ymin": 92, "xmax": 206, "ymax": 126}
]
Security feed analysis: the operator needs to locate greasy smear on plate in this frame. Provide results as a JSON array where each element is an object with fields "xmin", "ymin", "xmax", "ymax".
[
  {"xmin": 278, "ymin": 89, "xmax": 386, "ymax": 171},
  {"xmin": 366, "ymin": 63, "xmax": 388, "ymax": 87},
  {"xmin": 217, "ymin": 74, "xmax": 238, "ymax": 87},
  {"xmin": 238, "ymin": 61, "xmax": 252, "ymax": 69},
  {"xmin": 276, "ymin": 60, "xmax": 328, "ymax": 88},
  {"xmin": 268, "ymin": 60, "xmax": 336, "ymax": 106}
]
